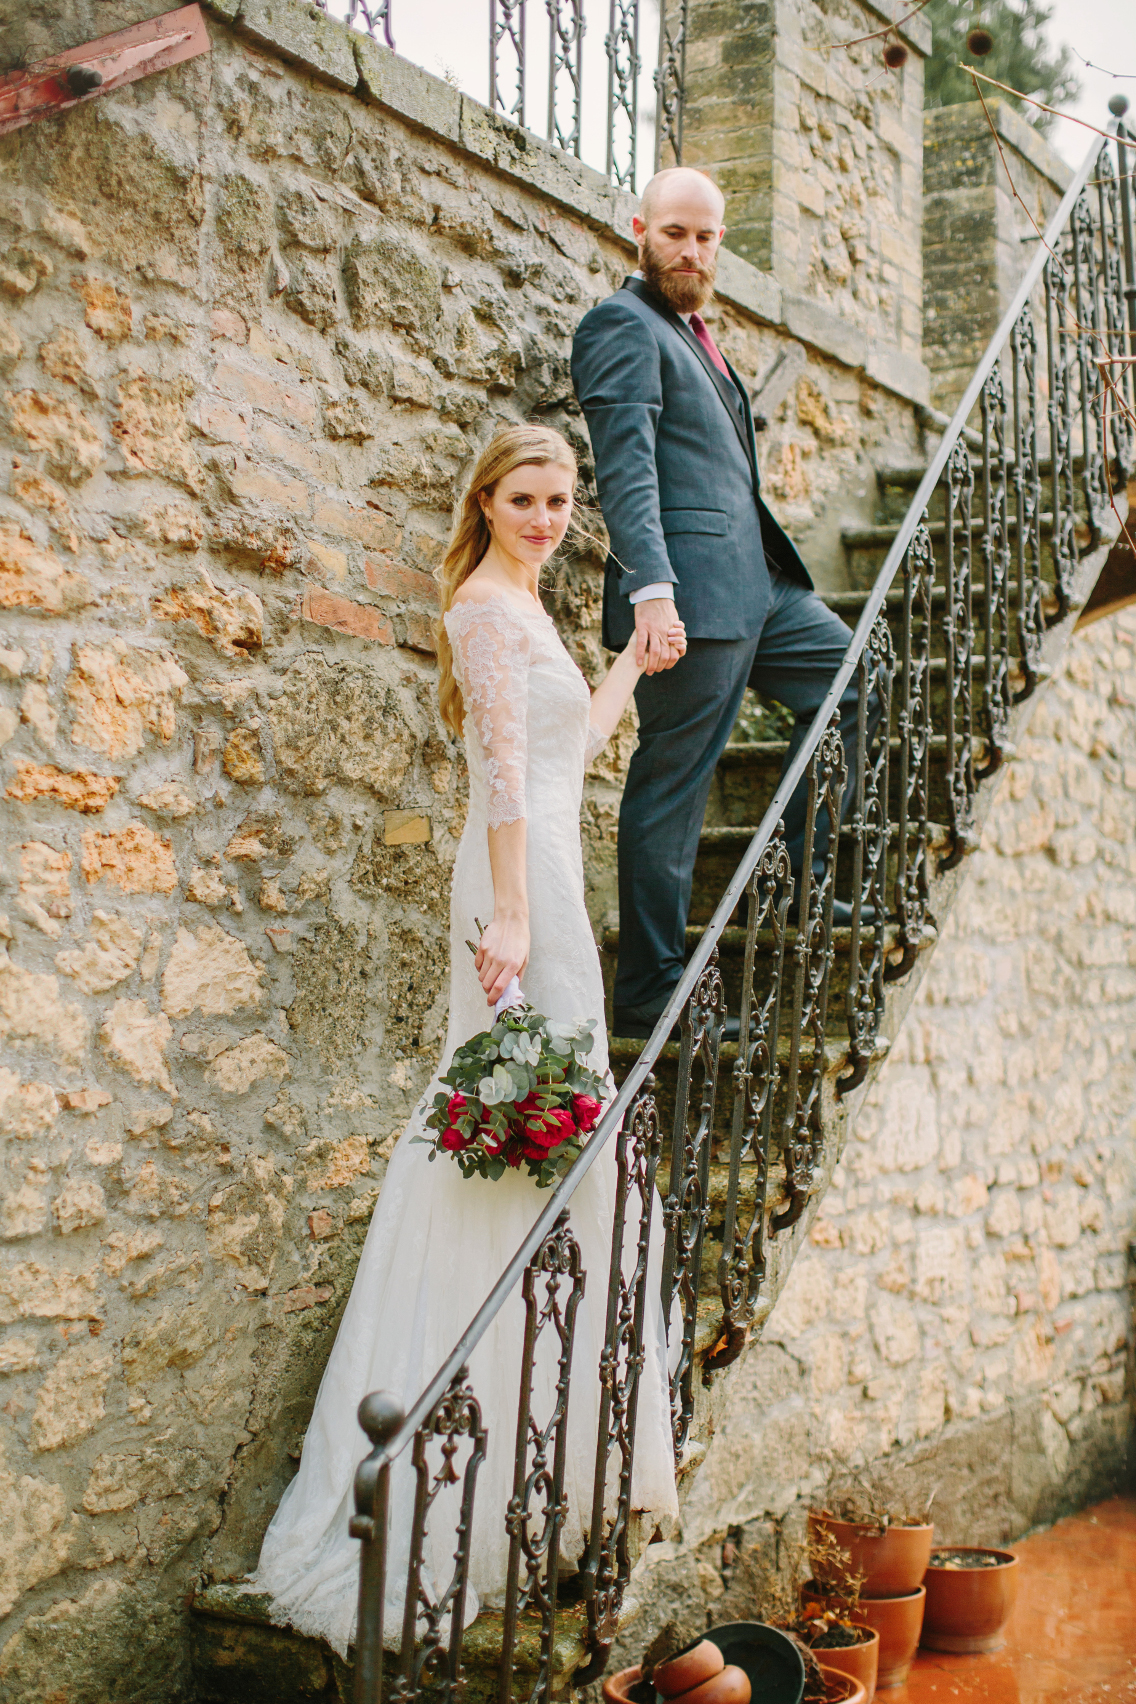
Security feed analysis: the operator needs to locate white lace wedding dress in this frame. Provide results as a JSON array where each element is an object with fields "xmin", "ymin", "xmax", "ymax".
[{"xmin": 249, "ymin": 593, "xmax": 678, "ymax": 1657}]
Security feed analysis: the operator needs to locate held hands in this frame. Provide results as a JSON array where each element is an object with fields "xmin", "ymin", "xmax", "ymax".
[
  {"xmin": 475, "ymin": 912, "xmax": 530, "ymax": 1007},
  {"xmin": 633, "ymin": 597, "xmax": 687, "ymax": 674}
]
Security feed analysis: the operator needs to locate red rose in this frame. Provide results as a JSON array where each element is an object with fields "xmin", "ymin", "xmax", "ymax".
[
  {"xmin": 524, "ymin": 1111, "xmax": 579, "ymax": 1151},
  {"xmin": 447, "ymin": 1093, "xmax": 469, "ymax": 1120},
  {"xmin": 441, "ymin": 1125, "xmax": 473, "ymax": 1152},
  {"xmin": 571, "ymin": 1094, "xmax": 602, "ymax": 1132},
  {"xmin": 522, "ymin": 1121, "xmax": 563, "ymax": 1152},
  {"xmin": 515, "ymin": 1092, "xmax": 540, "ymax": 1114}
]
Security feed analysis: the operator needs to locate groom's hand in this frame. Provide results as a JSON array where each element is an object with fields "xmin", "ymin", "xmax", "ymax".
[{"xmin": 634, "ymin": 597, "xmax": 682, "ymax": 674}]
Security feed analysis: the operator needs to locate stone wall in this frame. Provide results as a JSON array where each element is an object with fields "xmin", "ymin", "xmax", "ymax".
[
  {"xmin": 923, "ymin": 100, "xmax": 1071, "ymax": 412},
  {"xmin": 0, "ymin": 3, "xmax": 929, "ymax": 1697},
  {"xmin": 600, "ymin": 609, "xmax": 1136, "ymax": 1664},
  {"xmin": 683, "ymin": 0, "xmax": 929, "ymax": 378}
]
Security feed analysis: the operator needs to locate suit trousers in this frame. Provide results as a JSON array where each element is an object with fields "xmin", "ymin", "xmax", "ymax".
[{"xmin": 614, "ymin": 572, "xmax": 866, "ymax": 1013}]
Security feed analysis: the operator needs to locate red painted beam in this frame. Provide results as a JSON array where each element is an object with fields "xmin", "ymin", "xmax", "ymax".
[{"xmin": 0, "ymin": 4, "xmax": 211, "ymax": 137}]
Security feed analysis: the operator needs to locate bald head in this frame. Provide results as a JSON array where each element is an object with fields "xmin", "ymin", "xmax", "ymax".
[
  {"xmin": 639, "ymin": 167, "xmax": 725, "ymax": 228},
  {"xmin": 634, "ymin": 168, "xmax": 726, "ymax": 315}
]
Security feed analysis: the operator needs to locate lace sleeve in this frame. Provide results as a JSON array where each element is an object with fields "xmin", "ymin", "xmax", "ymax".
[
  {"xmin": 449, "ymin": 600, "xmax": 531, "ymax": 828},
  {"xmin": 585, "ymin": 723, "xmax": 609, "ymax": 767}
]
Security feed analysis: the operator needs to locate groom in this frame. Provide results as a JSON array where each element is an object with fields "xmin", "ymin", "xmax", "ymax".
[{"xmin": 571, "ymin": 167, "xmax": 869, "ymax": 1039}]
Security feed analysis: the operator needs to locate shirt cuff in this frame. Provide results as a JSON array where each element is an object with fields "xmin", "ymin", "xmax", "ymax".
[{"xmin": 628, "ymin": 582, "xmax": 676, "ymax": 605}]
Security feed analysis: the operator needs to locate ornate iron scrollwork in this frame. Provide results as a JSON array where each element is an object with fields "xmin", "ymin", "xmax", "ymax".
[
  {"xmin": 941, "ymin": 440, "xmax": 977, "ymax": 865},
  {"xmin": 710, "ymin": 835, "xmax": 791, "ymax": 1362},
  {"xmin": 1010, "ymin": 307, "xmax": 1045, "ymax": 699},
  {"xmin": 887, "ymin": 524, "xmax": 934, "ymax": 981},
  {"xmin": 499, "ymin": 1211, "xmax": 586, "ymax": 1704},
  {"xmin": 578, "ymin": 1087, "xmax": 663, "ymax": 1684},
  {"xmin": 1044, "ymin": 251, "xmax": 1079, "ymax": 621},
  {"xmin": 659, "ymin": 955, "xmax": 726, "ymax": 1454},
  {"xmin": 773, "ymin": 718, "xmax": 846, "ymax": 1230},
  {"xmin": 605, "ymin": 0, "xmax": 641, "ymax": 191},
  {"xmin": 653, "ymin": 0, "xmax": 687, "ymax": 169},
  {"xmin": 978, "ymin": 369, "xmax": 1012, "ymax": 776},
  {"xmin": 491, "ymin": 0, "xmax": 528, "ymax": 128},
  {"xmin": 839, "ymin": 615, "xmax": 894, "ymax": 1090},
  {"xmin": 1097, "ymin": 146, "xmax": 1136, "ymax": 482},
  {"xmin": 312, "ymin": 0, "xmax": 395, "ymax": 49},
  {"xmin": 1071, "ymin": 190, "xmax": 1108, "ymax": 543},
  {"xmin": 546, "ymin": 0, "xmax": 585, "ymax": 158},
  {"xmin": 391, "ymin": 1373, "xmax": 487, "ymax": 1704}
]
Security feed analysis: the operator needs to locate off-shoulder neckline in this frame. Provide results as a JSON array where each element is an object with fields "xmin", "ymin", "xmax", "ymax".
[{"xmin": 445, "ymin": 589, "xmax": 555, "ymax": 625}]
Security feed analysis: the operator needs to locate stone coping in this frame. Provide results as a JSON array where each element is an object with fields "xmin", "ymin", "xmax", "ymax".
[
  {"xmin": 924, "ymin": 98, "xmax": 1074, "ymax": 193},
  {"xmin": 200, "ymin": 0, "xmax": 930, "ymax": 407}
]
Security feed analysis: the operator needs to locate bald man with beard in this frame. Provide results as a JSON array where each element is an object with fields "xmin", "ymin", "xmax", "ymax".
[{"xmin": 572, "ymin": 167, "xmax": 875, "ymax": 1040}]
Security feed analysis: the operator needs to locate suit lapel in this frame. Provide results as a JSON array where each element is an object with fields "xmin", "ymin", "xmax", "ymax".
[
  {"xmin": 726, "ymin": 355, "xmax": 761, "ymax": 491},
  {"xmin": 621, "ymin": 278, "xmax": 758, "ymax": 489}
]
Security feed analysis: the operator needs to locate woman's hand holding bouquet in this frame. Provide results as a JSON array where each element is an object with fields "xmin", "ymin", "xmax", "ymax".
[{"xmin": 417, "ymin": 1005, "xmax": 604, "ymax": 1187}]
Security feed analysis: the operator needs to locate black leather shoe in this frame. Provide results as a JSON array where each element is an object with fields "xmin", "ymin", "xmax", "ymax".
[
  {"xmin": 611, "ymin": 1003, "xmax": 677, "ymax": 1041},
  {"xmin": 612, "ymin": 1005, "xmax": 741, "ymax": 1043}
]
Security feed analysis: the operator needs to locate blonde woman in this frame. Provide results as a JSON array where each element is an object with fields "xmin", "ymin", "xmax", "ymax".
[{"xmin": 249, "ymin": 425, "xmax": 684, "ymax": 1655}]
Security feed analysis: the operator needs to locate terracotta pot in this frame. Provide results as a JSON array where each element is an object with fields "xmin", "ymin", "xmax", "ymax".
[
  {"xmin": 921, "ymin": 1548, "xmax": 1020, "ymax": 1653},
  {"xmin": 601, "ymin": 1662, "xmax": 752, "ymax": 1704},
  {"xmin": 676, "ymin": 1664, "xmax": 751, "ymax": 1704},
  {"xmin": 809, "ymin": 1513, "xmax": 934, "ymax": 1598},
  {"xmin": 818, "ymin": 1665, "xmax": 869, "ymax": 1704},
  {"xmin": 854, "ymin": 1589, "xmax": 926, "ymax": 1689},
  {"xmin": 602, "ymin": 1666, "xmax": 645, "ymax": 1704},
  {"xmin": 804, "ymin": 1626, "xmax": 879, "ymax": 1704},
  {"xmin": 654, "ymin": 1642, "xmax": 724, "ymax": 1698}
]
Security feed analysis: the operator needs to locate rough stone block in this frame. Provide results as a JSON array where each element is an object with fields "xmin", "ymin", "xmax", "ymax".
[
  {"xmin": 235, "ymin": 0, "xmax": 358, "ymax": 90},
  {"xmin": 353, "ymin": 31, "xmax": 461, "ymax": 144}
]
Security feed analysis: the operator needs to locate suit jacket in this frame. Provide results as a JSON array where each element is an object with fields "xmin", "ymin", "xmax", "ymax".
[{"xmin": 571, "ymin": 276, "xmax": 811, "ymax": 650}]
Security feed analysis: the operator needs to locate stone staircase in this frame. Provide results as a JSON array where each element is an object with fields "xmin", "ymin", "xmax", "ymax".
[{"xmin": 189, "ymin": 443, "xmax": 1124, "ymax": 1701}]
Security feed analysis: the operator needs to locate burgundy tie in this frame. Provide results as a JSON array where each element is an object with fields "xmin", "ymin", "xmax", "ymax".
[{"xmin": 688, "ymin": 311, "xmax": 730, "ymax": 377}]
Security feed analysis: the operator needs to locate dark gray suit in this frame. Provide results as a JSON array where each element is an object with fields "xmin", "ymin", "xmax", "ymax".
[{"xmin": 572, "ymin": 277, "xmax": 863, "ymax": 1015}]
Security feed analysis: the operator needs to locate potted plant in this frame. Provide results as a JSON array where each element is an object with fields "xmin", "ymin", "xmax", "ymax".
[
  {"xmin": 747, "ymin": 1523, "xmax": 881, "ymax": 1704},
  {"xmin": 818, "ymin": 1671, "xmax": 869, "ymax": 1704},
  {"xmin": 601, "ymin": 1620, "xmax": 804, "ymax": 1704},
  {"xmin": 804, "ymin": 1471, "xmax": 931, "ymax": 1689},
  {"xmin": 808, "ymin": 1468, "xmax": 934, "ymax": 1599},
  {"xmin": 920, "ymin": 1547, "xmax": 1020, "ymax": 1653}
]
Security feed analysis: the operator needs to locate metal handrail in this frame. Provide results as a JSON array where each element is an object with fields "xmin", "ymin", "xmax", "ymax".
[
  {"xmin": 352, "ymin": 111, "xmax": 1122, "ymax": 1487},
  {"xmin": 346, "ymin": 107, "xmax": 1133, "ymax": 1704}
]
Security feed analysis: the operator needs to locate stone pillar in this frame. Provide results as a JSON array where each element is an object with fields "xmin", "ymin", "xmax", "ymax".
[
  {"xmin": 681, "ymin": 0, "xmax": 929, "ymax": 364},
  {"xmin": 922, "ymin": 99, "xmax": 1071, "ymax": 411}
]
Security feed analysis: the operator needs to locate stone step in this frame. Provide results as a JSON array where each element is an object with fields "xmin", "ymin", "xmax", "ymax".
[
  {"xmin": 688, "ymin": 818, "xmax": 949, "ymax": 922},
  {"xmin": 607, "ymin": 1028, "xmax": 854, "ymax": 1168},
  {"xmin": 871, "ymin": 455, "xmax": 1095, "ymax": 526},
  {"xmin": 707, "ymin": 733, "xmax": 976, "ymax": 831},
  {"xmin": 841, "ymin": 515, "xmax": 1068, "ymax": 591},
  {"xmin": 190, "ymin": 1584, "xmax": 590, "ymax": 1704},
  {"xmin": 600, "ymin": 917, "xmax": 918, "ymax": 1044}
]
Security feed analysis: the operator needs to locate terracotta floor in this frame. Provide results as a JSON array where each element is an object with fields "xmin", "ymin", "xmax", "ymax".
[{"xmin": 900, "ymin": 1498, "xmax": 1136, "ymax": 1704}]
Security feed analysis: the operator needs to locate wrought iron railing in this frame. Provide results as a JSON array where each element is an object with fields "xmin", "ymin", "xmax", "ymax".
[
  {"xmin": 345, "ymin": 105, "xmax": 1134, "ymax": 1703},
  {"xmin": 316, "ymin": 0, "xmax": 688, "ymax": 188}
]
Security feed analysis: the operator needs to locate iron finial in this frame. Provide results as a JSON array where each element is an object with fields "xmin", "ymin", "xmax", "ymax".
[
  {"xmin": 1108, "ymin": 94, "xmax": 1130, "ymax": 118},
  {"xmin": 357, "ymin": 1390, "xmax": 404, "ymax": 1447}
]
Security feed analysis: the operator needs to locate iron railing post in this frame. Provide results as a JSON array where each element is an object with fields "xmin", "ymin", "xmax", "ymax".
[{"xmin": 352, "ymin": 1392, "xmax": 405, "ymax": 1704}]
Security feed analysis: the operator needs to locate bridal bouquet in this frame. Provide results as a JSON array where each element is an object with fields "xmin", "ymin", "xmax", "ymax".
[{"xmin": 418, "ymin": 1005, "xmax": 604, "ymax": 1187}]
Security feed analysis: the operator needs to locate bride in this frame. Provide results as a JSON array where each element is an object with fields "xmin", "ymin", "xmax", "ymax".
[{"xmin": 248, "ymin": 423, "xmax": 686, "ymax": 1657}]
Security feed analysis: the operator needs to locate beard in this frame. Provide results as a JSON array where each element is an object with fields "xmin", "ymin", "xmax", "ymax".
[{"xmin": 640, "ymin": 237, "xmax": 717, "ymax": 314}]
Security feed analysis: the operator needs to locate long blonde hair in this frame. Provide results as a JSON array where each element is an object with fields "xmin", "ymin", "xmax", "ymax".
[{"xmin": 436, "ymin": 424, "xmax": 579, "ymax": 739}]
